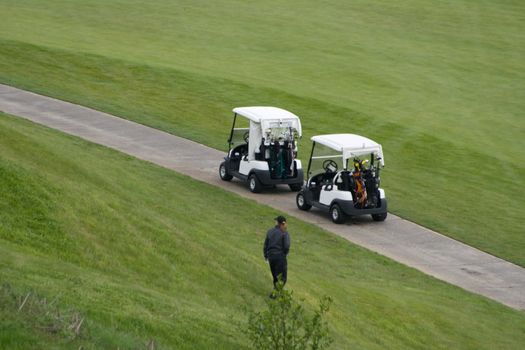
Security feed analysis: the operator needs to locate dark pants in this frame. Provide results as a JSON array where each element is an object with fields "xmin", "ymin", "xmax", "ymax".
[{"xmin": 268, "ymin": 254, "xmax": 287, "ymax": 288}]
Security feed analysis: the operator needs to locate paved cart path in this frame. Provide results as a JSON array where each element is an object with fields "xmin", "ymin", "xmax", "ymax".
[{"xmin": 1, "ymin": 84, "xmax": 524, "ymax": 310}]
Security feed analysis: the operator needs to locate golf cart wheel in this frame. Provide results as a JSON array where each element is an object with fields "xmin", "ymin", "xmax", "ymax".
[
  {"xmin": 330, "ymin": 204, "xmax": 346, "ymax": 224},
  {"xmin": 296, "ymin": 192, "xmax": 312, "ymax": 211},
  {"xmin": 289, "ymin": 183, "xmax": 303, "ymax": 192},
  {"xmin": 248, "ymin": 174, "xmax": 262, "ymax": 193},
  {"xmin": 219, "ymin": 162, "xmax": 233, "ymax": 181},
  {"xmin": 372, "ymin": 212, "xmax": 388, "ymax": 222}
]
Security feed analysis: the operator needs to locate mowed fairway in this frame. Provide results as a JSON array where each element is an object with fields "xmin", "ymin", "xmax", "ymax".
[
  {"xmin": 1, "ymin": 0, "xmax": 524, "ymax": 266},
  {"xmin": 1, "ymin": 113, "xmax": 525, "ymax": 348}
]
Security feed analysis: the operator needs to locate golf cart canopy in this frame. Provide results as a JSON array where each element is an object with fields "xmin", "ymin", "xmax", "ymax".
[
  {"xmin": 311, "ymin": 134, "xmax": 384, "ymax": 166},
  {"xmin": 233, "ymin": 106, "xmax": 302, "ymax": 137}
]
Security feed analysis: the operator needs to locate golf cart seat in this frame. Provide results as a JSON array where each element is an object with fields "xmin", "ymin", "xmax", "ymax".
[
  {"xmin": 231, "ymin": 144, "xmax": 248, "ymax": 160},
  {"xmin": 308, "ymin": 171, "xmax": 337, "ymax": 200},
  {"xmin": 309, "ymin": 171, "xmax": 336, "ymax": 188},
  {"xmin": 335, "ymin": 171, "xmax": 353, "ymax": 191},
  {"xmin": 323, "ymin": 170, "xmax": 337, "ymax": 184}
]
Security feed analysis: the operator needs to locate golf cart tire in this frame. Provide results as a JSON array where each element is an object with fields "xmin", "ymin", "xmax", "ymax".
[
  {"xmin": 330, "ymin": 204, "xmax": 346, "ymax": 224},
  {"xmin": 296, "ymin": 192, "xmax": 312, "ymax": 211},
  {"xmin": 219, "ymin": 162, "xmax": 233, "ymax": 181},
  {"xmin": 372, "ymin": 212, "xmax": 388, "ymax": 222},
  {"xmin": 248, "ymin": 174, "xmax": 262, "ymax": 193},
  {"xmin": 289, "ymin": 183, "xmax": 303, "ymax": 192}
]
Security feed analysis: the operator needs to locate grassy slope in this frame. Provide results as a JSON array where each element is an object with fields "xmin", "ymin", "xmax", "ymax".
[
  {"xmin": 1, "ymin": 39, "xmax": 524, "ymax": 267},
  {"xmin": 1, "ymin": 0, "xmax": 524, "ymax": 266},
  {"xmin": 1, "ymin": 0, "xmax": 523, "ymax": 158},
  {"xmin": 1, "ymin": 113, "xmax": 525, "ymax": 348}
]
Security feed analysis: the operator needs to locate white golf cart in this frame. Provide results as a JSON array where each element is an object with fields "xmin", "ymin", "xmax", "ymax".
[
  {"xmin": 296, "ymin": 134, "xmax": 387, "ymax": 223},
  {"xmin": 219, "ymin": 107, "xmax": 304, "ymax": 193}
]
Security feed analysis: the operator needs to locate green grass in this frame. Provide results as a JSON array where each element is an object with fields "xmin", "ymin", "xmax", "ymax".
[
  {"xmin": 1, "ymin": 113, "xmax": 525, "ymax": 348},
  {"xmin": 1, "ymin": 36, "xmax": 524, "ymax": 267},
  {"xmin": 1, "ymin": 0, "xmax": 523, "ymax": 156},
  {"xmin": 1, "ymin": 0, "xmax": 524, "ymax": 266}
]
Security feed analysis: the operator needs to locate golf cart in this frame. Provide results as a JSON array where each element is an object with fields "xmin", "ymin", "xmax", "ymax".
[
  {"xmin": 219, "ymin": 107, "xmax": 304, "ymax": 193},
  {"xmin": 296, "ymin": 134, "xmax": 387, "ymax": 223}
]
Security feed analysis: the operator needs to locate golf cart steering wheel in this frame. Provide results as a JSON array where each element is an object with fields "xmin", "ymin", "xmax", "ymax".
[
  {"xmin": 322, "ymin": 159, "xmax": 338, "ymax": 173},
  {"xmin": 243, "ymin": 131, "xmax": 249, "ymax": 144}
]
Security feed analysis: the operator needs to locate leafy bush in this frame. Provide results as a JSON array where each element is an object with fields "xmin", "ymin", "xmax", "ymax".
[{"xmin": 247, "ymin": 282, "xmax": 333, "ymax": 350}]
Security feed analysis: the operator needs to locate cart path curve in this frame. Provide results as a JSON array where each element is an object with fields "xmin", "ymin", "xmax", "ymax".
[{"xmin": 1, "ymin": 84, "xmax": 524, "ymax": 311}]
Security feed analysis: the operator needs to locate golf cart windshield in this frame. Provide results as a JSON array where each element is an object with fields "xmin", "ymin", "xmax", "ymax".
[
  {"xmin": 229, "ymin": 128, "xmax": 250, "ymax": 147},
  {"xmin": 308, "ymin": 142, "xmax": 345, "ymax": 177}
]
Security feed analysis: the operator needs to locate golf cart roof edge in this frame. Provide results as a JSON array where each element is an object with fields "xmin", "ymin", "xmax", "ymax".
[
  {"xmin": 233, "ymin": 106, "xmax": 301, "ymax": 123},
  {"xmin": 310, "ymin": 134, "xmax": 378, "ymax": 149}
]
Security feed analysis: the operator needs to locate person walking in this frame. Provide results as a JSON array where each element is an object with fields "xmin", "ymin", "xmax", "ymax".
[{"xmin": 263, "ymin": 215, "xmax": 291, "ymax": 294}]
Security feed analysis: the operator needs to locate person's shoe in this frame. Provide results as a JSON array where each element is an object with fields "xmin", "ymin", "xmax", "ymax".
[{"xmin": 269, "ymin": 292, "xmax": 276, "ymax": 299}]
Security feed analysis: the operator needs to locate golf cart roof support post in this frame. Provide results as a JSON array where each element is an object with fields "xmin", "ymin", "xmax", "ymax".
[
  {"xmin": 227, "ymin": 113, "xmax": 238, "ymax": 151},
  {"xmin": 307, "ymin": 141, "xmax": 316, "ymax": 178}
]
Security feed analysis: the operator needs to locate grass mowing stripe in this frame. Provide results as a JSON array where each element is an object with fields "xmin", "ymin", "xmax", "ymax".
[
  {"xmin": 1, "ymin": 39, "xmax": 524, "ymax": 267},
  {"xmin": 1, "ymin": 0, "xmax": 523, "ymax": 158},
  {"xmin": 1, "ymin": 112, "xmax": 525, "ymax": 349}
]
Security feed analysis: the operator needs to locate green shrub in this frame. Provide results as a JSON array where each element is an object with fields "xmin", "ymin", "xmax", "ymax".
[{"xmin": 247, "ymin": 281, "xmax": 333, "ymax": 350}]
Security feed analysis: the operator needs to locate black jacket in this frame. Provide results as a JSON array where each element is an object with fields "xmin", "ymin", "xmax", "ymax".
[{"xmin": 264, "ymin": 226, "xmax": 290, "ymax": 259}]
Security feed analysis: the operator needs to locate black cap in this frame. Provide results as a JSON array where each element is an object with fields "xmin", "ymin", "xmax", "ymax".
[{"xmin": 274, "ymin": 215, "xmax": 287, "ymax": 224}]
